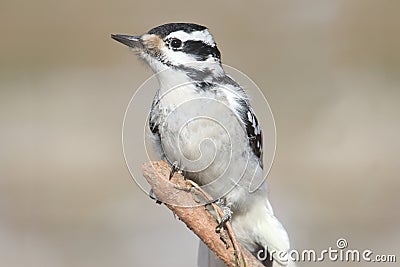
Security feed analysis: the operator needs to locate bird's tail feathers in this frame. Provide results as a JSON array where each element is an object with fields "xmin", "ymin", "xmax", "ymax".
[{"xmin": 256, "ymin": 199, "xmax": 290, "ymax": 266}]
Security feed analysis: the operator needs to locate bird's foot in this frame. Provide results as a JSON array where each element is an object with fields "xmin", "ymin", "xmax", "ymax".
[
  {"xmin": 169, "ymin": 161, "xmax": 181, "ymax": 180},
  {"xmin": 215, "ymin": 199, "xmax": 232, "ymax": 233},
  {"xmin": 148, "ymin": 188, "xmax": 162, "ymax": 205}
]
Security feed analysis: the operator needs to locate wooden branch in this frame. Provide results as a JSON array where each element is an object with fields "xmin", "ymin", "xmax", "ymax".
[{"xmin": 142, "ymin": 161, "xmax": 264, "ymax": 267}]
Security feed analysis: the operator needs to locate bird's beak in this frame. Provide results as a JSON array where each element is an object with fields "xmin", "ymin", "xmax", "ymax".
[{"xmin": 111, "ymin": 34, "xmax": 144, "ymax": 49}]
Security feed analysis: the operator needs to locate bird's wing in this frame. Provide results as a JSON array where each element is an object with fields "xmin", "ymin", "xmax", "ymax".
[
  {"xmin": 240, "ymin": 104, "xmax": 263, "ymax": 169},
  {"xmin": 149, "ymin": 90, "xmax": 160, "ymax": 136},
  {"xmin": 148, "ymin": 91, "xmax": 165, "ymax": 159},
  {"xmin": 216, "ymin": 75, "xmax": 264, "ymax": 169}
]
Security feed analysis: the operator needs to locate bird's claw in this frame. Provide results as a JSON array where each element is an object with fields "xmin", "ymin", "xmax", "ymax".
[
  {"xmin": 169, "ymin": 161, "xmax": 181, "ymax": 180},
  {"xmin": 149, "ymin": 188, "xmax": 162, "ymax": 204},
  {"xmin": 216, "ymin": 203, "xmax": 232, "ymax": 233}
]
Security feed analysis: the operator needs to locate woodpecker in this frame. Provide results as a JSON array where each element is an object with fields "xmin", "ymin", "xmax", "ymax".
[{"xmin": 112, "ymin": 23, "xmax": 290, "ymax": 266}]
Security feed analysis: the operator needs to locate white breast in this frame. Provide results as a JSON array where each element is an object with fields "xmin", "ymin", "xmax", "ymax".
[{"xmin": 155, "ymin": 82, "xmax": 262, "ymax": 202}]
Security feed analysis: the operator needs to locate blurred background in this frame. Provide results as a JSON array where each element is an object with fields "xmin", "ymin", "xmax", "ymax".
[{"xmin": 1, "ymin": 0, "xmax": 399, "ymax": 266}]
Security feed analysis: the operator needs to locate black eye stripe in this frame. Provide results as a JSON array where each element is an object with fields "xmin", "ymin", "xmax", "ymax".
[{"xmin": 181, "ymin": 40, "xmax": 221, "ymax": 61}]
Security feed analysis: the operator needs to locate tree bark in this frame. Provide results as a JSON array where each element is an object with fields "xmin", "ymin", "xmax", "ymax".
[{"xmin": 142, "ymin": 161, "xmax": 264, "ymax": 267}]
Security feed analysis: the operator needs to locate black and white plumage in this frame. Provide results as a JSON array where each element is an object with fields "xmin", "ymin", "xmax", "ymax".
[{"xmin": 112, "ymin": 23, "xmax": 289, "ymax": 267}]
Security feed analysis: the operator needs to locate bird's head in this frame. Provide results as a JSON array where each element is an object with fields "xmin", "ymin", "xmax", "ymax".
[{"xmin": 112, "ymin": 23, "xmax": 224, "ymax": 78}]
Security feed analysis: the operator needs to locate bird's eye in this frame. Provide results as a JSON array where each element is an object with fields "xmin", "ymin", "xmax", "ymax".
[{"xmin": 170, "ymin": 38, "xmax": 182, "ymax": 49}]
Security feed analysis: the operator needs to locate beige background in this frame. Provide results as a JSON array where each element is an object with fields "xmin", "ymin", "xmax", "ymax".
[{"xmin": 1, "ymin": 1, "xmax": 399, "ymax": 266}]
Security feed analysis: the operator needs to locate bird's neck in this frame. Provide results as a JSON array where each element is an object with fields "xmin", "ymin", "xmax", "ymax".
[{"xmin": 156, "ymin": 68, "xmax": 194, "ymax": 92}]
